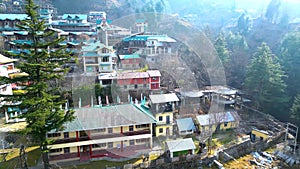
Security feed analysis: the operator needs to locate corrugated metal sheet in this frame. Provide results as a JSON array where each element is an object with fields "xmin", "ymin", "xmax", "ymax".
[
  {"xmin": 166, "ymin": 138, "xmax": 196, "ymax": 152},
  {"xmin": 176, "ymin": 118, "xmax": 196, "ymax": 132},
  {"xmin": 149, "ymin": 93, "xmax": 179, "ymax": 104}
]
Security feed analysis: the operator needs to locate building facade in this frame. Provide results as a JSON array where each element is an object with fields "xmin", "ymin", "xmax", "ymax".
[
  {"xmin": 149, "ymin": 93, "xmax": 180, "ymax": 137},
  {"xmin": 47, "ymin": 104, "xmax": 155, "ymax": 163}
]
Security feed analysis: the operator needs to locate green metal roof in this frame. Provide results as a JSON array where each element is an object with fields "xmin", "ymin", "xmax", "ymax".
[
  {"xmin": 120, "ymin": 54, "xmax": 140, "ymax": 60},
  {"xmin": 62, "ymin": 14, "xmax": 87, "ymax": 20},
  {"xmin": 82, "ymin": 52, "xmax": 98, "ymax": 57},
  {"xmin": 49, "ymin": 104, "xmax": 156, "ymax": 133}
]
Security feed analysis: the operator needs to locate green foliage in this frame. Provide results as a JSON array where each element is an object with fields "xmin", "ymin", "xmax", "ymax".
[
  {"xmin": 245, "ymin": 43, "xmax": 287, "ymax": 114},
  {"xmin": 290, "ymin": 94, "xmax": 300, "ymax": 120},
  {"xmin": 280, "ymin": 31, "xmax": 300, "ymax": 101},
  {"xmin": 214, "ymin": 32, "xmax": 230, "ymax": 64},
  {"xmin": 3, "ymin": 0, "xmax": 75, "ymax": 167}
]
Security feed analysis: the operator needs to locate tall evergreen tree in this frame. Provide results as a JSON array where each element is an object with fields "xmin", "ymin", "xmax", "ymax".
[
  {"xmin": 245, "ymin": 43, "xmax": 287, "ymax": 115},
  {"xmin": 214, "ymin": 32, "xmax": 230, "ymax": 64},
  {"xmin": 291, "ymin": 94, "xmax": 300, "ymax": 120},
  {"xmin": 280, "ymin": 31, "xmax": 300, "ymax": 103},
  {"xmin": 3, "ymin": 0, "xmax": 75, "ymax": 168}
]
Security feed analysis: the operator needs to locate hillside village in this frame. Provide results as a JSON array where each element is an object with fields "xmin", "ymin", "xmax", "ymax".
[{"xmin": 1, "ymin": 3, "xmax": 300, "ymax": 169}]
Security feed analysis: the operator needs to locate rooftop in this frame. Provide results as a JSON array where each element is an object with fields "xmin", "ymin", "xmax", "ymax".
[
  {"xmin": 196, "ymin": 111, "xmax": 238, "ymax": 126},
  {"xmin": 119, "ymin": 54, "xmax": 140, "ymax": 60},
  {"xmin": 50, "ymin": 104, "xmax": 155, "ymax": 133},
  {"xmin": 149, "ymin": 93, "xmax": 179, "ymax": 104},
  {"xmin": 0, "ymin": 14, "xmax": 28, "ymax": 20},
  {"xmin": 176, "ymin": 118, "xmax": 196, "ymax": 132},
  {"xmin": 62, "ymin": 14, "xmax": 88, "ymax": 21},
  {"xmin": 166, "ymin": 138, "xmax": 196, "ymax": 152},
  {"xmin": 0, "ymin": 54, "xmax": 18, "ymax": 64},
  {"xmin": 117, "ymin": 71, "xmax": 149, "ymax": 79},
  {"xmin": 123, "ymin": 35, "xmax": 176, "ymax": 43},
  {"xmin": 147, "ymin": 70, "xmax": 161, "ymax": 77}
]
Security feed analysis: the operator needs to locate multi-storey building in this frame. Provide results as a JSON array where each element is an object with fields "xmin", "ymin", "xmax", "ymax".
[
  {"xmin": 117, "ymin": 70, "xmax": 161, "ymax": 91},
  {"xmin": 0, "ymin": 54, "xmax": 27, "ymax": 123},
  {"xmin": 80, "ymin": 41, "xmax": 117, "ymax": 74},
  {"xmin": 122, "ymin": 34, "xmax": 176, "ymax": 56},
  {"xmin": 52, "ymin": 14, "xmax": 92, "ymax": 32},
  {"xmin": 47, "ymin": 104, "xmax": 155, "ymax": 163},
  {"xmin": 119, "ymin": 54, "xmax": 140, "ymax": 70},
  {"xmin": 148, "ymin": 93, "xmax": 180, "ymax": 137}
]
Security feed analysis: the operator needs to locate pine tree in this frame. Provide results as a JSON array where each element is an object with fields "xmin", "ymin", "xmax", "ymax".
[
  {"xmin": 214, "ymin": 32, "xmax": 230, "ymax": 64},
  {"xmin": 291, "ymin": 94, "xmax": 300, "ymax": 120},
  {"xmin": 4, "ymin": 0, "xmax": 75, "ymax": 168},
  {"xmin": 245, "ymin": 43, "xmax": 287, "ymax": 114}
]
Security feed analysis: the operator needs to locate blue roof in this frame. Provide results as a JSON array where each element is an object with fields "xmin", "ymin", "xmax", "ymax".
[
  {"xmin": 81, "ymin": 41, "xmax": 105, "ymax": 52},
  {"xmin": 196, "ymin": 111, "xmax": 236, "ymax": 126},
  {"xmin": 136, "ymin": 19, "xmax": 145, "ymax": 23},
  {"xmin": 62, "ymin": 14, "xmax": 87, "ymax": 20},
  {"xmin": 0, "ymin": 14, "xmax": 28, "ymax": 20},
  {"xmin": 176, "ymin": 118, "xmax": 196, "ymax": 132}
]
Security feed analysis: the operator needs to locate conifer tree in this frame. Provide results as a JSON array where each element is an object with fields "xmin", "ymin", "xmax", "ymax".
[
  {"xmin": 245, "ymin": 43, "xmax": 287, "ymax": 114},
  {"xmin": 2, "ymin": 0, "xmax": 75, "ymax": 168}
]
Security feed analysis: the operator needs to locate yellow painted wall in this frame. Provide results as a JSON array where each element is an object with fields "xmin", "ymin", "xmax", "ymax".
[
  {"xmin": 113, "ymin": 127, "xmax": 121, "ymax": 133},
  {"xmin": 252, "ymin": 129, "xmax": 269, "ymax": 141},
  {"xmin": 70, "ymin": 146, "xmax": 77, "ymax": 153},
  {"xmin": 69, "ymin": 132, "xmax": 76, "ymax": 138},
  {"xmin": 155, "ymin": 125, "xmax": 173, "ymax": 137},
  {"xmin": 155, "ymin": 112, "xmax": 173, "ymax": 125}
]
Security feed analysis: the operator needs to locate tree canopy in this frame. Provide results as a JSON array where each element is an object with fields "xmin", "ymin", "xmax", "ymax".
[
  {"xmin": 244, "ymin": 43, "xmax": 287, "ymax": 114},
  {"xmin": 3, "ymin": 0, "xmax": 75, "ymax": 168}
]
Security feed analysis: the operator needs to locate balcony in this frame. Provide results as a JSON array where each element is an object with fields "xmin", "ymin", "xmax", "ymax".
[
  {"xmin": 53, "ymin": 136, "xmax": 89, "ymax": 144},
  {"xmin": 90, "ymin": 130, "xmax": 151, "ymax": 140}
]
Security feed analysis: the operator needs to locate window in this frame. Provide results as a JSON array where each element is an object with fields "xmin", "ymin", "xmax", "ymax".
[
  {"xmin": 143, "ymin": 78, "xmax": 147, "ymax": 83},
  {"xmin": 159, "ymin": 128, "xmax": 163, "ymax": 133},
  {"xmin": 136, "ymin": 124, "xmax": 150, "ymax": 128},
  {"xmin": 224, "ymin": 122, "xmax": 228, "ymax": 127},
  {"xmin": 47, "ymin": 133, "xmax": 61, "ymax": 138},
  {"xmin": 108, "ymin": 128, "xmax": 113, "ymax": 133},
  {"xmin": 143, "ymin": 84, "xmax": 147, "ymax": 88},
  {"xmin": 102, "ymin": 56, "xmax": 109, "ymax": 62},
  {"xmin": 64, "ymin": 147, "xmax": 70, "ymax": 154},
  {"xmin": 92, "ymin": 143, "xmax": 106, "ymax": 148},
  {"xmin": 129, "ymin": 140, "xmax": 134, "ymax": 145},
  {"xmin": 63, "ymin": 132, "xmax": 69, "ymax": 138},
  {"xmin": 129, "ymin": 125, "xmax": 134, "ymax": 131},
  {"xmin": 134, "ymin": 84, "xmax": 138, "ymax": 89},
  {"xmin": 124, "ymin": 85, "xmax": 127, "ymax": 89},
  {"xmin": 94, "ymin": 128, "xmax": 106, "ymax": 133},
  {"xmin": 50, "ymin": 148, "xmax": 62, "ymax": 153},
  {"xmin": 158, "ymin": 116, "xmax": 163, "ymax": 121},
  {"xmin": 108, "ymin": 142, "xmax": 113, "ymax": 148}
]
